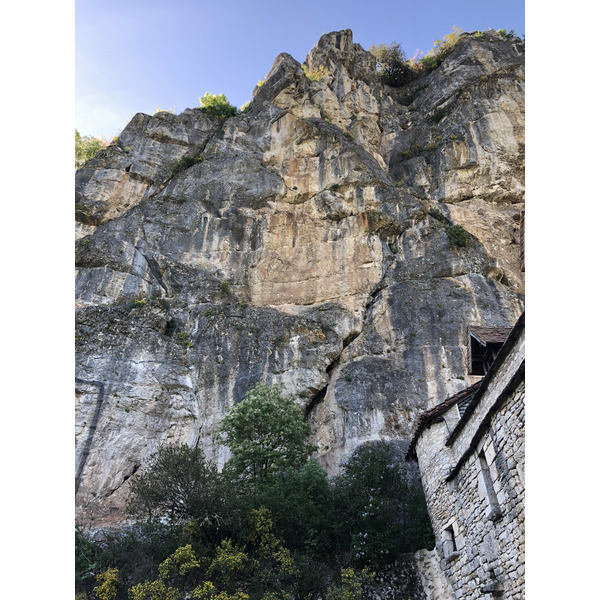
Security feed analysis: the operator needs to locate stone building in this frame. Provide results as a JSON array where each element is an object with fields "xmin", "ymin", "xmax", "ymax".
[{"xmin": 407, "ymin": 313, "xmax": 524, "ymax": 599}]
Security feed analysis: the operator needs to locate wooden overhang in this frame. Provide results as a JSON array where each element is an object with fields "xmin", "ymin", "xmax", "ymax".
[
  {"xmin": 406, "ymin": 312, "xmax": 525, "ymax": 463},
  {"xmin": 445, "ymin": 312, "xmax": 525, "ymax": 481},
  {"xmin": 468, "ymin": 326, "xmax": 513, "ymax": 375}
]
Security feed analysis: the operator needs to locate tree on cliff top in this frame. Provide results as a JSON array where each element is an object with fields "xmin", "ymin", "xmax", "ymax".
[
  {"xmin": 368, "ymin": 42, "xmax": 415, "ymax": 87},
  {"xmin": 218, "ymin": 383, "xmax": 317, "ymax": 488},
  {"xmin": 75, "ymin": 129, "xmax": 110, "ymax": 169},
  {"xmin": 198, "ymin": 92, "xmax": 237, "ymax": 118}
]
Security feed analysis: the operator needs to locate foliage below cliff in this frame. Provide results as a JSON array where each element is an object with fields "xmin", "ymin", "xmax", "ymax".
[{"xmin": 76, "ymin": 386, "xmax": 433, "ymax": 600}]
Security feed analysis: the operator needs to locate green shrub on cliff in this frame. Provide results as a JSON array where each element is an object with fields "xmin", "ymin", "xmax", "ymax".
[
  {"xmin": 75, "ymin": 129, "xmax": 109, "ymax": 169},
  {"xmin": 302, "ymin": 64, "xmax": 330, "ymax": 81},
  {"xmin": 198, "ymin": 93, "xmax": 238, "ymax": 118},
  {"xmin": 369, "ymin": 42, "xmax": 415, "ymax": 87},
  {"xmin": 419, "ymin": 26, "xmax": 464, "ymax": 71},
  {"xmin": 446, "ymin": 224, "xmax": 469, "ymax": 248}
]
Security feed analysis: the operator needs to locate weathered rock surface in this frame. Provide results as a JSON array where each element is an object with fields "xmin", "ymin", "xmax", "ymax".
[{"xmin": 75, "ymin": 29, "xmax": 524, "ymax": 525}]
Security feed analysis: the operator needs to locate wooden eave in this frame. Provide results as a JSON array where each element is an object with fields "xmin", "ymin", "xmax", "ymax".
[{"xmin": 407, "ymin": 312, "xmax": 525, "ymax": 463}]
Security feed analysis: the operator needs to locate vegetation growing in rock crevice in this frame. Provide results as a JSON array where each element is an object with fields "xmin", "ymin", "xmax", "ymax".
[
  {"xmin": 428, "ymin": 208, "xmax": 470, "ymax": 248},
  {"xmin": 171, "ymin": 155, "xmax": 204, "ymax": 176},
  {"xmin": 369, "ymin": 27, "xmax": 520, "ymax": 89},
  {"xmin": 77, "ymin": 384, "xmax": 434, "ymax": 600},
  {"xmin": 302, "ymin": 64, "xmax": 330, "ymax": 81}
]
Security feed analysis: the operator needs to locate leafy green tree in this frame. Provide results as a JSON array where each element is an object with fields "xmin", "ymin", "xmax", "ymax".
[
  {"xmin": 93, "ymin": 567, "xmax": 121, "ymax": 600},
  {"xmin": 75, "ymin": 129, "xmax": 109, "ymax": 169},
  {"xmin": 325, "ymin": 567, "xmax": 373, "ymax": 600},
  {"xmin": 218, "ymin": 384, "xmax": 317, "ymax": 489},
  {"xmin": 255, "ymin": 459, "xmax": 334, "ymax": 557},
  {"xmin": 368, "ymin": 43, "xmax": 415, "ymax": 87},
  {"xmin": 127, "ymin": 443, "xmax": 236, "ymax": 542},
  {"xmin": 334, "ymin": 441, "xmax": 434, "ymax": 566},
  {"xmin": 198, "ymin": 93, "xmax": 237, "ymax": 118}
]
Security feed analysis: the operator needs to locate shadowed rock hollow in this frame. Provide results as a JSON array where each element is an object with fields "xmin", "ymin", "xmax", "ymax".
[{"xmin": 75, "ymin": 29, "xmax": 524, "ymax": 526}]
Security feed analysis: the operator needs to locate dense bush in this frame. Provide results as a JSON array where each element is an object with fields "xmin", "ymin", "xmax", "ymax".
[
  {"xmin": 77, "ymin": 385, "xmax": 434, "ymax": 600},
  {"xmin": 254, "ymin": 459, "xmax": 335, "ymax": 557},
  {"xmin": 446, "ymin": 224, "xmax": 469, "ymax": 248},
  {"xmin": 334, "ymin": 441, "xmax": 434, "ymax": 566},
  {"xmin": 126, "ymin": 443, "xmax": 246, "ymax": 546},
  {"xmin": 369, "ymin": 42, "xmax": 415, "ymax": 87},
  {"xmin": 75, "ymin": 129, "xmax": 110, "ymax": 169},
  {"xmin": 198, "ymin": 93, "xmax": 237, "ymax": 118},
  {"xmin": 94, "ymin": 568, "xmax": 121, "ymax": 600}
]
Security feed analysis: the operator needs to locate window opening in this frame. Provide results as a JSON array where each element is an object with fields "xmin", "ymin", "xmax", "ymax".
[
  {"xmin": 478, "ymin": 450, "xmax": 501, "ymax": 521},
  {"xmin": 442, "ymin": 525, "xmax": 458, "ymax": 559}
]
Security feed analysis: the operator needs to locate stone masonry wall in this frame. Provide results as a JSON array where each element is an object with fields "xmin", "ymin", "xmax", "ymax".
[{"xmin": 414, "ymin": 327, "xmax": 524, "ymax": 599}]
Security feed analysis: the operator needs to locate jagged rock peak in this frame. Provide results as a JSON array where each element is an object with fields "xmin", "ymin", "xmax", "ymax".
[
  {"xmin": 307, "ymin": 29, "xmax": 355, "ymax": 62},
  {"xmin": 304, "ymin": 29, "xmax": 377, "ymax": 83},
  {"xmin": 252, "ymin": 29, "xmax": 377, "ymax": 103}
]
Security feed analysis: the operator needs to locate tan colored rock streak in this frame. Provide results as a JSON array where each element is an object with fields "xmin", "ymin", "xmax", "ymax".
[{"xmin": 250, "ymin": 209, "xmax": 382, "ymax": 307}]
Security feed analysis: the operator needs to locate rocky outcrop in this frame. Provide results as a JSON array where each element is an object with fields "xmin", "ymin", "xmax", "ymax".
[{"xmin": 75, "ymin": 29, "xmax": 524, "ymax": 525}]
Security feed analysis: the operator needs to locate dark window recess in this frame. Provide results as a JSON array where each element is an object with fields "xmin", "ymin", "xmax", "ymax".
[
  {"xmin": 468, "ymin": 326, "xmax": 512, "ymax": 375},
  {"xmin": 442, "ymin": 525, "xmax": 458, "ymax": 559},
  {"xmin": 478, "ymin": 450, "xmax": 502, "ymax": 522}
]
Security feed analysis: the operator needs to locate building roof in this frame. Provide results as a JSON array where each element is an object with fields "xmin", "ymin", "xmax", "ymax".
[
  {"xmin": 406, "ymin": 381, "xmax": 482, "ymax": 460},
  {"xmin": 407, "ymin": 312, "xmax": 525, "ymax": 462},
  {"xmin": 468, "ymin": 326, "xmax": 513, "ymax": 346}
]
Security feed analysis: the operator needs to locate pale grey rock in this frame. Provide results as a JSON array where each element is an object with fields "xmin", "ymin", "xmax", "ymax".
[{"xmin": 75, "ymin": 29, "xmax": 524, "ymax": 525}]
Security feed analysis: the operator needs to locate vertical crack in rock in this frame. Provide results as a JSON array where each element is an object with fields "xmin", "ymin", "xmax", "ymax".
[
  {"xmin": 143, "ymin": 254, "xmax": 169, "ymax": 294},
  {"xmin": 304, "ymin": 330, "xmax": 362, "ymax": 420}
]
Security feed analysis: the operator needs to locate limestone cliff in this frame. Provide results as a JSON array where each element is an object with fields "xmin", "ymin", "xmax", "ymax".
[{"xmin": 75, "ymin": 29, "xmax": 524, "ymax": 526}]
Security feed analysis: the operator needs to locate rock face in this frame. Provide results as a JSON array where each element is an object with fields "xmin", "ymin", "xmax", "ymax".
[{"xmin": 75, "ymin": 29, "xmax": 524, "ymax": 526}]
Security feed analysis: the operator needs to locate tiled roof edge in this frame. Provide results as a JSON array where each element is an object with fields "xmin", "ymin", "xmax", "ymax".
[
  {"xmin": 405, "ymin": 381, "xmax": 482, "ymax": 460},
  {"xmin": 445, "ymin": 311, "xmax": 524, "ymax": 447}
]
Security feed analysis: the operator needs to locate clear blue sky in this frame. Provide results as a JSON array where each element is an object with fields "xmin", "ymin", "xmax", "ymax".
[{"xmin": 76, "ymin": 0, "xmax": 525, "ymax": 139}]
